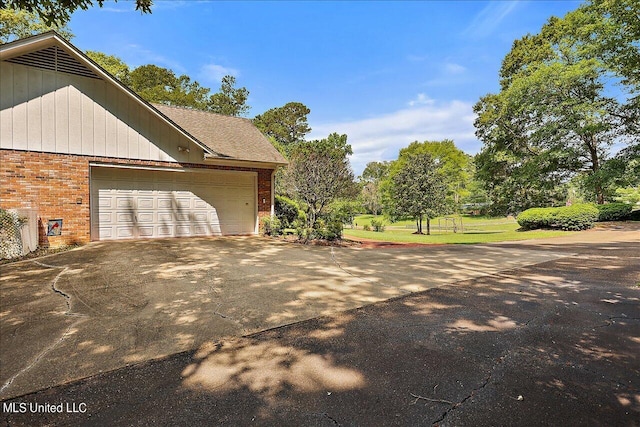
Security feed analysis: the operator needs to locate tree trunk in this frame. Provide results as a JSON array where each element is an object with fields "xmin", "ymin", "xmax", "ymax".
[
  {"xmin": 414, "ymin": 216, "xmax": 423, "ymax": 234},
  {"xmin": 585, "ymin": 135, "xmax": 604, "ymax": 204},
  {"xmin": 426, "ymin": 217, "xmax": 431, "ymax": 235}
]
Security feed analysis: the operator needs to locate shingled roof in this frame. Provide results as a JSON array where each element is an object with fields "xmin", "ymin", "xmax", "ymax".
[{"xmin": 154, "ymin": 104, "xmax": 287, "ymax": 166}]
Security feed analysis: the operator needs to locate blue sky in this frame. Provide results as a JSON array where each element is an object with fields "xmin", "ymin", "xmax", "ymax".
[{"xmin": 69, "ymin": 0, "xmax": 583, "ymax": 175}]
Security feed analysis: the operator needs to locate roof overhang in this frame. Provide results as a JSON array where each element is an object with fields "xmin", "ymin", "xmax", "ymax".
[{"xmin": 203, "ymin": 154, "xmax": 287, "ymax": 170}]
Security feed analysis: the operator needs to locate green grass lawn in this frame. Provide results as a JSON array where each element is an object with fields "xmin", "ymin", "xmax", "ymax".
[{"xmin": 345, "ymin": 214, "xmax": 576, "ymax": 244}]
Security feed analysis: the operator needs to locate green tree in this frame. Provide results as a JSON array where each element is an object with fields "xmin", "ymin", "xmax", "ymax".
[
  {"xmin": 359, "ymin": 161, "xmax": 390, "ymax": 215},
  {"xmin": 208, "ymin": 75, "xmax": 250, "ymax": 117},
  {"xmin": 86, "ymin": 51, "xmax": 130, "ymax": 84},
  {"xmin": 286, "ymin": 133, "xmax": 356, "ymax": 228},
  {"xmin": 474, "ymin": 0, "xmax": 638, "ymax": 210},
  {"xmin": 127, "ymin": 64, "xmax": 211, "ymax": 110},
  {"xmin": 402, "ymin": 140, "xmax": 471, "ymax": 208},
  {"xmin": 253, "ymin": 102, "xmax": 311, "ymax": 149},
  {"xmin": 0, "ymin": 8, "xmax": 73, "ymax": 43},
  {"xmin": 387, "ymin": 151, "xmax": 448, "ymax": 235},
  {"xmin": 2, "ymin": 0, "xmax": 152, "ymax": 25}
]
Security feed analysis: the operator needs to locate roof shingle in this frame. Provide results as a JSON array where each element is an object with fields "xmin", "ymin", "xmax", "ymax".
[{"xmin": 153, "ymin": 104, "xmax": 287, "ymax": 165}]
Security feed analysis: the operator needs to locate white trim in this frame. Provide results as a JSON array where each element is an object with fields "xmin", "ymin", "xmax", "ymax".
[
  {"xmin": 271, "ymin": 169, "xmax": 276, "ymax": 217},
  {"xmin": 89, "ymin": 163, "xmax": 188, "ymax": 173},
  {"xmin": 203, "ymin": 155, "xmax": 286, "ymax": 169}
]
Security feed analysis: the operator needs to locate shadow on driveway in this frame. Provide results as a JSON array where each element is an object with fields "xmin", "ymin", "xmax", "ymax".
[
  {"xmin": 1, "ymin": 238, "xmax": 638, "ymax": 426},
  {"xmin": 1, "ymin": 237, "xmax": 570, "ymax": 399}
]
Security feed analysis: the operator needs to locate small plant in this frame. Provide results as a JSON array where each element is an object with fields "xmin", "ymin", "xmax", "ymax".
[
  {"xmin": 362, "ymin": 224, "xmax": 371, "ymax": 231},
  {"xmin": 370, "ymin": 218, "xmax": 385, "ymax": 232}
]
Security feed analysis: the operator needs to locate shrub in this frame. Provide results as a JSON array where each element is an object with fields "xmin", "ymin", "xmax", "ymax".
[
  {"xmin": 595, "ymin": 203, "xmax": 632, "ymax": 221},
  {"xmin": 275, "ymin": 195, "xmax": 303, "ymax": 228},
  {"xmin": 552, "ymin": 204, "xmax": 599, "ymax": 230},
  {"xmin": 362, "ymin": 224, "xmax": 371, "ymax": 231},
  {"xmin": 629, "ymin": 210, "xmax": 640, "ymax": 221},
  {"xmin": 260, "ymin": 216, "xmax": 282, "ymax": 236},
  {"xmin": 296, "ymin": 218, "xmax": 343, "ymax": 241},
  {"xmin": 517, "ymin": 204, "xmax": 599, "ymax": 231},
  {"xmin": 516, "ymin": 208, "xmax": 555, "ymax": 230},
  {"xmin": 370, "ymin": 218, "xmax": 385, "ymax": 232}
]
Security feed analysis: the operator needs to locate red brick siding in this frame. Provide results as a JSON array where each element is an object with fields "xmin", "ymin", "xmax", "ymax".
[{"xmin": 0, "ymin": 149, "xmax": 275, "ymax": 247}]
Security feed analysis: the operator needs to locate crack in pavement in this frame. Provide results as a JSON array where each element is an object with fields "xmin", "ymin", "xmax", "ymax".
[
  {"xmin": 431, "ymin": 353, "xmax": 509, "ymax": 426},
  {"xmin": 307, "ymin": 412, "xmax": 341, "ymax": 426},
  {"xmin": 0, "ymin": 261, "xmax": 88, "ymax": 396}
]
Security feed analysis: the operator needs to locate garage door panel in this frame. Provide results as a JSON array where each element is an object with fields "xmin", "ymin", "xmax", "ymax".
[
  {"xmin": 116, "ymin": 197, "xmax": 134, "ymax": 209},
  {"xmin": 158, "ymin": 198, "xmax": 173, "ymax": 209},
  {"xmin": 137, "ymin": 198, "xmax": 154, "ymax": 209},
  {"xmin": 116, "ymin": 226, "xmax": 134, "ymax": 238},
  {"xmin": 92, "ymin": 168, "xmax": 256, "ymax": 240},
  {"xmin": 192, "ymin": 212, "xmax": 208, "ymax": 222},
  {"xmin": 137, "ymin": 226, "xmax": 154, "ymax": 237},
  {"xmin": 157, "ymin": 225, "xmax": 173, "ymax": 237},
  {"xmin": 176, "ymin": 225, "xmax": 191, "ymax": 236},
  {"xmin": 99, "ymin": 197, "xmax": 113, "ymax": 208},
  {"xmin": 137, "ymin": 212, "xmax": 154, "ymax": 223},
  {"xmin": 116, "ymin": 212, "xmax": 134, "ymax": 223},
  {"xmin": 158, "ymin": 211, "xmax": 173, "ymax": 222},
  {"xmin": 174, "ymin": 197, "xmax": 191, "ymax": 209},
  {"xmin": 99, "ymin": 227, "xmax": 113, "ymax": 239}
]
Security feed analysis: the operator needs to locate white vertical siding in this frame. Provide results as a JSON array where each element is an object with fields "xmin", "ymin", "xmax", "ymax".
[
  {"xmin": 27, "ymin": 68, "xmax": 42, "ymax": 150},
  {"xmin": 12, "ymin": 66, "xmax": 28, "ymax": 149},
  {"xmin": 54, "ymin": 79, "xmax": 69, "ymax": 153},
  {"xmin": 67, "ymin": 76, "xmax": 83, "ymax": 153},
  {"xmin": 0, "ymin": 63, "xmax": 13, "ymax": 144},
  {"xmin": 41, "ymin": 70, "xmax": 56, "ymax": 152},
  {"xmin": 0, "ymin": 62, "xmax": 201, "ymax": 163},
  {"xmin": 92, "ymin": 79, "xmax": 106, "ymax": 156}
]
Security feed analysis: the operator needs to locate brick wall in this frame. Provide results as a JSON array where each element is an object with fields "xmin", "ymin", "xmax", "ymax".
[{"xmin": 0, "ymin": 149, "xmax": 275, "ymax": 247}]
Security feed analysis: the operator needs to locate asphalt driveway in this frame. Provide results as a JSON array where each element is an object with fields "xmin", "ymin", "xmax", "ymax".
[{"xmin": 0, "ymin": 236, "xmax": 570, "ymax": 400}]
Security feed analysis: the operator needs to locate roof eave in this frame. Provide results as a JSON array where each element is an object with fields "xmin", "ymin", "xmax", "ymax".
[{"xmin": 203, "ymin": 154, "xmax": 288, "ymax": 170}]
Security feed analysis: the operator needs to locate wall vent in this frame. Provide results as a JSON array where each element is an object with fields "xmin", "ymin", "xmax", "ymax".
[{"xmin": 5, "ymin": 46, "xmax": 100, "ymax": 79}]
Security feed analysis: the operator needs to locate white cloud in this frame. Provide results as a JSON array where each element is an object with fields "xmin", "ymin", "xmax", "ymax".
[
  {"xmin": 445, "ymin": 62, "xmax": 466, "ymax": 75},
  {"xmin": 308, "ymin": 98, "xmax": 480, "ymax": 175},
  {"xmin": 463, "ymin": 1, "xmax": 520, "ymax": 37},
  {"xmin": 198, "ymin": 63, "xmax": 239, "ymax": 85},
  {"xmin": 408, "ymin": 93, "xmax": 435, "ymax": 107}
]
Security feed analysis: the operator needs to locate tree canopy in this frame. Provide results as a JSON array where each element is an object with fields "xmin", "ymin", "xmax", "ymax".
[
  {"xmin": 87, "ymin": 52, "xmax": 250, "ymax": 116},
  {"xmin": 208, "ymin": 75, "xmax": 250, "ymax": 117},
  {"xmin": 285, "ymin": 133, "xmax": 356, "ymax": 228},
  {"xmin": 0, "ymin": 8, "xmax": 73, "ymax": 43},
  {"xmin": 86, "ymin": 50, "xmax": 130, "ymax": 83},
  {"xmin": 1, "ymin": 0, "xmax": 152, "ymax": 25},
  {"xmin": 359, "ymin": 161, "xmax": 391, "ymax": 215},
  {"xmin": 474, "ymin": 0, "xmax": 639, "ymax": 212},
  {"xmin": 253, "ymin": 102, "xmax": 311, "ymax": 149},
  {"xmin": 386, "ymin": 151, "xmax": 448, "ymax": 235},
  {"xmin": 398, "ymin": 140, "xmax": 471, "ymax": 207}
]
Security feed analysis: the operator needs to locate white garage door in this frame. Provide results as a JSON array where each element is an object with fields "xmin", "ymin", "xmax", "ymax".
[{"xmin": 90, "ymin": 167, "xmax": 257, "ymax": 240}]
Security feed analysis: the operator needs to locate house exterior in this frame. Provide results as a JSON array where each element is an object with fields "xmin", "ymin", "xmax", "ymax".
[{"xmin": 0, "ymin": 32, "xmax": 287, "ymax": 247}]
